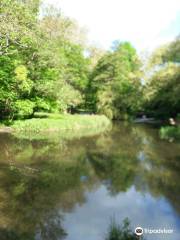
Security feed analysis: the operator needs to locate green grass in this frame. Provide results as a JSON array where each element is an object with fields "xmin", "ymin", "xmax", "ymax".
[
  {"xmin": 11, "ymin": 113, "xmax": 111, "ymax": 141},
  {"xmin": 160, "ymin": 126, "xmax": 180, "ymax": 141}
]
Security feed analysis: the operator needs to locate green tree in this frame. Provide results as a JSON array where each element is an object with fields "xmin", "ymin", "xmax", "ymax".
[
  {"xmin": 0, "ymin": 1, "xmax": 90, "ymax": 119},
  {"xmin": 144, "ymin": 35, "xmax": 180, "ymax": 118},
  {"xmin": 89, "ymin": 42, "xmax": 142, "ymax": 119}
]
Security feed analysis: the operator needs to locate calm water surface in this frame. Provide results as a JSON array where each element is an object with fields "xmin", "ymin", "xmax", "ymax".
[{"xmin": 0, "ymin": 123, "xmax": 180, "ymax": 240}]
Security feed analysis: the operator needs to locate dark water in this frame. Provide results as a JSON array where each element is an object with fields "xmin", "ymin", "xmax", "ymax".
[{"xmin": 0, "ymin": 123, "xmax": 180, "ymax": 240}]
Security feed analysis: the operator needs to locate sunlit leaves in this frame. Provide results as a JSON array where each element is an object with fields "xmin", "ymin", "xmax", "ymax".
[{"xmin": 90, "ymin": 42, "xmax": 142, "ymax": 119}]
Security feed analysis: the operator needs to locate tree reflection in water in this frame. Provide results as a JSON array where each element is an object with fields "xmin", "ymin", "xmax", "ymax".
[{"xmin": 0, "ymin": 123, "xmax": 179, "ymax": 239}]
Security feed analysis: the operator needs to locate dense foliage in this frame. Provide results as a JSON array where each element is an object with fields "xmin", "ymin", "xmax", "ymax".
[
  {"xmin": 0, "ymin": 0, "xmax": 89, "ymax": 119},
  {"xmin": 144, "ymin": 36, "xmax": 180, "ymax": 118},
  {"xmin": 87, "ymin": 42, "xmax": 142, "ymax": 119},
  {"xmin": 0, "ymin": 0, "xmax": 179, "ymax": 121}
]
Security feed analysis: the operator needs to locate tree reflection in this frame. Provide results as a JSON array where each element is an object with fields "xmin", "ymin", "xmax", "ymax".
[
  {"xmin": 0, "ymin": 138, "xmax": 96, "ymax": 239},
  {"xmin": 0, "ymin": 123, "xmax": 179, "ymax": 239},
  {"xmin": 87, "ymin": 123, "xmax": 142, "ymax": 194},
  {"xmin": 133, "ymin": 125, "xmax": 180, "ymax": 214}
]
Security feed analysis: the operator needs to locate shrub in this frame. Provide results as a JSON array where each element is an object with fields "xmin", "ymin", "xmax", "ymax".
[
  {"xmin": 14, "ymin": 100, "xmax": 35, "ymax": 119},
  {"xmin": 105, "ymin": 218, "xmax": 141, "ymax": 240},
  {"xmin": 160, "ymin": 126, "xmax": 180, "ymax": 141}
]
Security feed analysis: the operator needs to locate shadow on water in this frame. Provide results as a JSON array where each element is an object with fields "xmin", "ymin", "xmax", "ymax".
[{"xmin": 0, "ymin": 122, "xmax": 179, "ymax": 239}]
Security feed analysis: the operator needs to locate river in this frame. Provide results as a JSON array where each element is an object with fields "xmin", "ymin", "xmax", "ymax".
[{"xmin": 0, "ymin": 123, "xmax": 179, "ymax": 240}]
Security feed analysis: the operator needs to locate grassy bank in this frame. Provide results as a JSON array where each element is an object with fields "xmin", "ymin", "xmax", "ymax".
[
  {"xmin": 160, "ymin": 126, "xmax": 180, "ymax": 141},
  {"xmin": 10, "ymin": 114, "xmax": 111, "ymax": 140}
]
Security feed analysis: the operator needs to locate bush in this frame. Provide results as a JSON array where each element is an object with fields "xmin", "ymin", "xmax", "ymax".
[
  {"xmin": 160, "ymin": 126, "xmax": 180, "ymax": 141},
  {"xmin": 105, "ymin": 218, "xmax": 141, "ymax": 240},
  {"xmin": 14, "ymin": 100, "xmax": 35, "ymax": 119}
]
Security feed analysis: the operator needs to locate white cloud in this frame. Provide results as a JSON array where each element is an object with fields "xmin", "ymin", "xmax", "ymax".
[{"xmin": 43, "ymin": 0, "xmax": 180, "ymax": 51}]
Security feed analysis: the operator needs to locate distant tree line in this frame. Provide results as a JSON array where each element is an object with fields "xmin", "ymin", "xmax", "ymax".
[{"xmin": 0, "ymin": 0, "xmax": 179, "ymax": 120}]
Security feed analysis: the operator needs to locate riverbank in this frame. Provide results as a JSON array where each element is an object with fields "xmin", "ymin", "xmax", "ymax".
[
  {"xmin": 160, "ymin": 126, "xmax": 180, "ymax": 141},
  {"xmin": 0, "ymin": 114, "xmax": 111, "ymax": 140}
]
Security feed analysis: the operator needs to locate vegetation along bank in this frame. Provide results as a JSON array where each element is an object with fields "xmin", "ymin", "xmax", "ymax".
[{"xmin": 0, "ymin": 0, "xmax": 179, "ymax": 139}]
